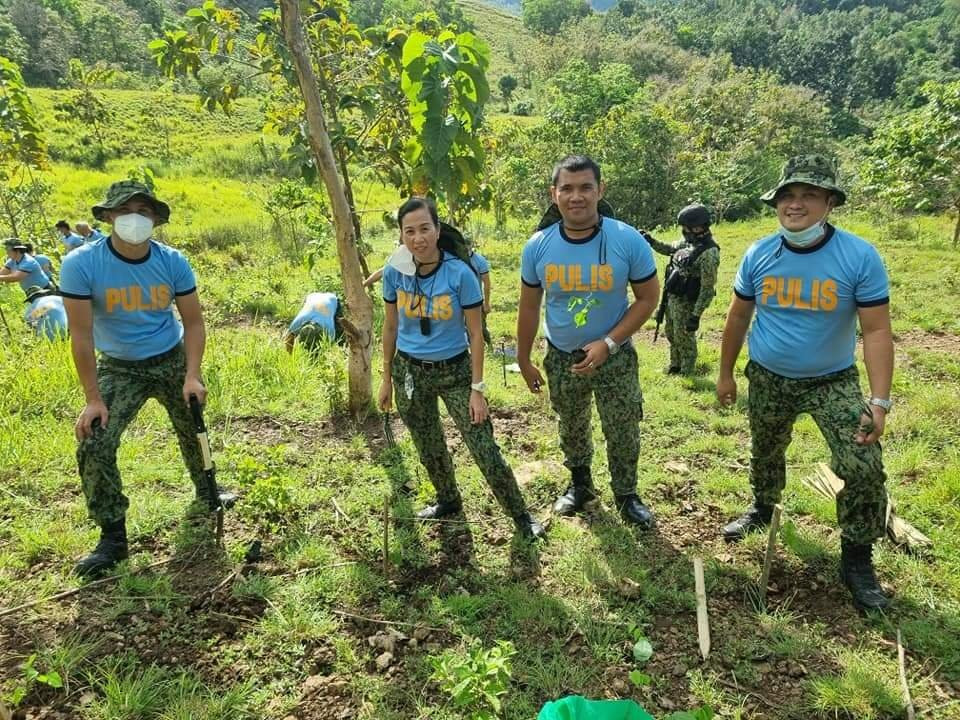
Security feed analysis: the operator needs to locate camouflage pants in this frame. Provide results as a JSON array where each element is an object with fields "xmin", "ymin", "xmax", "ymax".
[
  {"xmin": 77, "ymin": 345, "xmax": 205, "ymax": 526},
  {"xmin": 664, "ymin": 296, "xmax": 697, "ymax": 373},
  {"xmin": 746, "ymin": 361, "xmax": 887, "ymax": 544},
  {"xmin": 544, "ymin": 343, "xmax": 644, "ymax": 495},
  {"xmin": 391, "ymin": 352, "xmax": 527, "ymax": 517}
]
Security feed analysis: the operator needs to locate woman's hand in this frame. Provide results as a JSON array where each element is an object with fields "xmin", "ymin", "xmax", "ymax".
[{"xmin": 378, "ymin": 378, "xmax": 393, "ymax": 413}]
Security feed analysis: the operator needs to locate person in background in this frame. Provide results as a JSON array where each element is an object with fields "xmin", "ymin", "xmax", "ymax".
[
  {"xmin": 284, "ymin": 291, "xmax": 344, "ymax": 354},
  {"xmin": 23, "ymin": 285, "xmax": 68, "ymax": 340},
  {"xmin": 56, "ymin": 220, "xmax": 85, "ymax": 254},
  {"xmin": 2, "ymin": 238, "xmax": 53, "ymax": 297},
  {"xmin": 75, "ymin": 221, "xmax": 107, "ymax": 244}
]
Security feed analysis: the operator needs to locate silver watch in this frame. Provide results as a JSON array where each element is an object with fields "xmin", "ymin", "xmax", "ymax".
[
  {"xmin": 603, "ymin": 336, "xmax": 619, "ymax": 355},
  {"xmin": 868, "ymin": 397, "xmax": 893, "ymax": 412}
]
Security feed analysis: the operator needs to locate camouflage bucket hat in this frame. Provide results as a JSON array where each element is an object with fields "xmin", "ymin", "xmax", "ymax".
[
  {"xmin": 760, "ymin": 154, "xmax": 846, "ymax": 208},
  {"xmin": 4, "ymin": 238, "xmax": 28, "ymax": 250},
  {"xmin": 92, "ymin": 181, "xmax": 171, "ymax": 225}
]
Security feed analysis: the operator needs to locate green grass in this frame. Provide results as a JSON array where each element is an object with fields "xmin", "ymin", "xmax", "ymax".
[{"xmin": 2, "ymin": 90, "xmax": 960, "ymax": 719}]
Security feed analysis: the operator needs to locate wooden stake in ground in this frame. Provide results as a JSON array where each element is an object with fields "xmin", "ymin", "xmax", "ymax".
[
  {"xmin": 382, "ymin": 495, "xmax": 391, "ymax": 576},
  {"xmin": 693, "ymin": 556, "xmax": 710, "ymax": 660},
  {"xmin": 898, "ymin": 628, "xmax": 916, "ymax": 720},
  {"xmin": 758, "ymin": 504, "xmax": 784, "ymax": 604}
]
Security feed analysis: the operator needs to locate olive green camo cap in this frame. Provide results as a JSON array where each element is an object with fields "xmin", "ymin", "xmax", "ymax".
[
  {"xmin": 92, "ymin": 181, "xmax": 171, "ymax": 224},
  {"xmin": 761, "ymin": 154, "xmax": 846, "ymax": 208}
]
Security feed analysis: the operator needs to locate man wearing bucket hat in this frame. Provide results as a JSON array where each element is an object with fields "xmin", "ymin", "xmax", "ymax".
[
  {"xmin": 2, "ymin": 238, "xmax": 54, "ymax": 297},
  {"xmin": 716, "ymin": 155, "xmax": 895, "ymax": 610},
  {"xmin": 60, "ymin": 180, "xmax": 212, "ymax": 578}
]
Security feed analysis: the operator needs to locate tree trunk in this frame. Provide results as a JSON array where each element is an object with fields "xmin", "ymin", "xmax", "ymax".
[
  {"xmin": 954, "ymin": 198, "xmax": 960, "ymax": 248},
  {"xmin": 279, "ymin": 0, "xmax": 374, "ymax": 416}
]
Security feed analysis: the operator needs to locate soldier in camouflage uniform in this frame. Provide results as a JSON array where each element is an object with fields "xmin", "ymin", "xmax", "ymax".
[
  {"xmin": 644, "ymin": 203, "xmax": 720, "ymax": 375},
  {"xmin": 60, "ymin": 181, "xmax": 211, "ymax": 578},
  {"xmin": 378, "ymin": 197, "xmax": 545, "ymax": 540},
  {"xmin": 717, "ymin": 155, "xmax": 895, "ymax": 610},
  {"xmin": 517, "ymin": 156, "xmax": 660, "ymax": 527}
]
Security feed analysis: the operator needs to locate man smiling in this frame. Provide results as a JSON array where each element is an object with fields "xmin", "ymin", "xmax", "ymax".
[
  {"xmin": 517, "ymin": 155, "xmax": 660, "ymax": 527},
  {"xmin": 60, "ymin": 180, "xmax": 210, "ymax": 578},
  {"xmin": 717, "ymin": 155, "xmax": 895, "ymax": 610}
]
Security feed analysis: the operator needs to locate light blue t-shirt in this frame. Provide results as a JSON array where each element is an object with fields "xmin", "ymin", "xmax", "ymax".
[
  {"xmin": 34, "ymin": 254, "xmax": 53, "ymax": 277},
  {"xmin": 4, "ymin": 255, "xmax": 52, "ymax": 293},
  {"xmin": 88, "ymin": 229, "xmax": 107, "ymax": 243},
  {"xmin": 289, "ymin": 292, "xmax": 339, "ymax": 337},
  {"xmin": 24, "ymin": 295, "xmax": 67, "ymax": 340},
  {"xmin": 470, "ymin": 251, "xmax": 490, "ymax": 275},
  {"xmin": 61, "ymin": 233, "xmax": 85, "ymax": 252},
  {"xmin": 60, "ymin": 237, "xmax": 197, "ymax": 361},
  {"xmin": 521, "ymin": 218, "xmax": 657, "ymax": 352},
  {"xmin": 383, "ymin": 251, "xmax": 483, "ymax": 361},
  {"xmin": 734, "ymin": 225, "xmax": 889, "ymax": 378}
]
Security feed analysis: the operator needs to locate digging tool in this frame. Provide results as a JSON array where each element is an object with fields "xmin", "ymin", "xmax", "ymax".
[
  {"xmin": 189, "ymin": 395, "xmax": 237, "ymax": 545},
  {"xmin": 382, "ymin": 412, "xmax": 396, "ymax": 448}
]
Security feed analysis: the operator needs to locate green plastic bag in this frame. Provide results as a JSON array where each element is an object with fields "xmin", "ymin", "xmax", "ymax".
[{"xmin": 537, "ymin": 696, "xmax": 655, "ymax": 720}]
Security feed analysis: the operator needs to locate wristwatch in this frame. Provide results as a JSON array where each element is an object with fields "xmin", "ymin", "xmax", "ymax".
[
  {"xmin": 603, "ymin": 336, "xmax": 620, "ymax": 355},
  {"xmin": 868, "ymin": 397, "xmax": 893, "ymax": 412},
  {"xmin": 471, "ymin": 381, "xmax": 487, "ymax": 394}
]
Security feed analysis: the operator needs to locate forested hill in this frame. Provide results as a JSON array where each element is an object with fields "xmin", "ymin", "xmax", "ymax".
[{"xmin": 3, "ymin": 0, "xmax": 957, "ymax": 117}]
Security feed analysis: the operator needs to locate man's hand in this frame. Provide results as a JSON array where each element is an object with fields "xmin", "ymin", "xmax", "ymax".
[
  {"xmin": 520, "ymin": 361, "xmax": 545, "ymax": 393},
  {"xmin": 716, "ymin": 374, "xmax": 737, "ymax": 406},
  {"xmin": 182, "ymin": 375, "xmax": 207, "ymax": 406},
  {"xmin": 469, "ymin": 390, "xmax": 488, "ymax": 424},
  {"xmin": 76, "ymin": 400, "xmax": 109, "ymax": 441},
  {"xmin": 685, "ymin": 315, "xmax": 700, "ymax": 332},
  {"xmin": 378, "ymin": 378, "xmax": 393, "ymax": 412},
  {"xmin": 483, "ymin": 301, "xmax": 492, "ymax": 315},
  {"xmin": 571, "ymin": 339, "xmax": 610, "ymax": 375},
  {"xmin": 855, "ymin": 407, "xmax": 885, "ymax": 445}
]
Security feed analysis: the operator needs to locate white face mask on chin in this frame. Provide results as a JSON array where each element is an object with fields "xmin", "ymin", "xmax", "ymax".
[
  {"xmin": 779, "ymin": 209, "xmax": 830, "ymax": 249},
  {"xmin": 113, "ymin": 213, "xmax": 155, "ymax": 245},
  {"xmin": 387, "ymin": 244, "xmax": 416, "ymax": 275}
]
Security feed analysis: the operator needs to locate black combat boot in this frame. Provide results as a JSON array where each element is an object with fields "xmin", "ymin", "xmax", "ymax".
[
  {"xmin": 615, "ymin": 494, "xmax": 655, "ymax": 529},
  {"xmin": 722, "ymin": 502, "xmax": 773, "ymax": 542},
  {"xmin": 416, "ymin": 498, "xmax": 463, "ymax": 520},
  {"xmin": 513, "ymin": 511, "xmax": 547, "ymax": 540},
  {"xmin": 74, "ymin": 518, "xmax": 128, "ymax": 579},
  {"xmin": 840, "ymin": 538, "xmax": 890, "ymax": 611},
  {"xmin": 552, "ymin": 466, "xmax": 596, "ymax": 515}
]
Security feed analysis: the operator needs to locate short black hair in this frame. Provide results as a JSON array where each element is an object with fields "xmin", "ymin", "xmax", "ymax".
[
  {"xmin": 55, "ymin": 220, "xmax": 70, "ymax": 230},
  {"xmin": 551, "ymin": 155, "xmax": 601, "ymax": 186},
  {"xmin": 397, "ymin": 197, "xmax": 439, "ymax": 229}
]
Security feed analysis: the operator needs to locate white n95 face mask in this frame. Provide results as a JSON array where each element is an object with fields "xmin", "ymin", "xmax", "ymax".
[
  {"xmin": 387, "ymin": 244, "xmax": 416, "ymax": 275},
  {"xmin": 113, "ymin": 213, "xmax": 154, "ymax": 245}
]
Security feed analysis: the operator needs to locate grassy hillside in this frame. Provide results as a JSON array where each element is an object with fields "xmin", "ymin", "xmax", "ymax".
[
  {"xmin": 459, "ymin": 0, "xmax": 538, "ymax": 100},
  {"xmin": 2, "ymin": 173, "xmax": 960, "ymax": 718}
]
